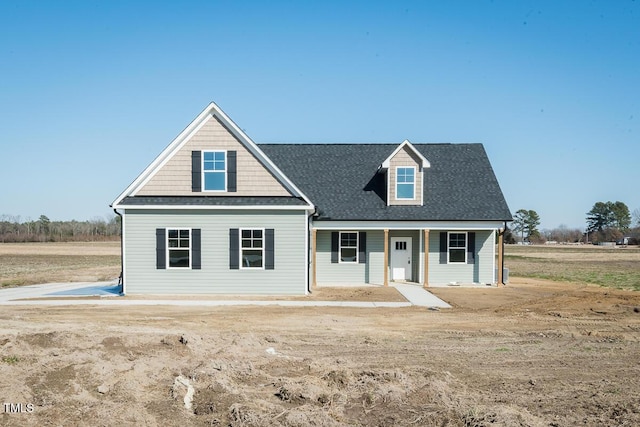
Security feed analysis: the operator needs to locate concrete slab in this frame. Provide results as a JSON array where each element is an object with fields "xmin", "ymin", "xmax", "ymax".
[
  {"xmin": 47, "ymin": 283, "xmax": 121, "ymax": 297},
  {"xmin": 0, "ymin": 282, "xmax": 119, "ymax": 302}
]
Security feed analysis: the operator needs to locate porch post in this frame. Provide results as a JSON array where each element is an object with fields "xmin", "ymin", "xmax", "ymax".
[
  {"xmin": 311, "ymin": 228, "xmax": 317, "ymax": 289},
  {"xmin": 383, "ymin": 229, "xmax": 389, "ymax": 286},
  {"xmin": 423, "ymin": 229, "xmax": 430, "ymax": 288},
  {"xmin": 497, "ymin": 229, "xmax": 504, "ymax": 286}
]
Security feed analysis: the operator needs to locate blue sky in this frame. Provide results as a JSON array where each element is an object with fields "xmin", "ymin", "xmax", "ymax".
[{"xmin": 0, "ymin": 0, "xmax": 638, "ymax": 229}]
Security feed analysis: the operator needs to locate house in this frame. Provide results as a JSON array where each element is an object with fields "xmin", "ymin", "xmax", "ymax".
[{"xmin": 111, "ymin": 102, "xmax": 512, "ymax": 295}]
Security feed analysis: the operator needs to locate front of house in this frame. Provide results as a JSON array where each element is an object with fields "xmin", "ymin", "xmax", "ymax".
[{"xmin": 111, "ymin": 102, "xmax": 512, "ymax": 295}]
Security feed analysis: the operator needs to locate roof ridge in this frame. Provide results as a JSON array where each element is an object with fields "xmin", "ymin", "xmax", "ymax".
[{"xmin": 258, "ymin": 142, "xmax": 479, "ymax": 146}]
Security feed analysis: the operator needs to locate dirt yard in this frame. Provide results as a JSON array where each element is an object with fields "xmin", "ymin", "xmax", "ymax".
[{"xmin": 2, "ymin": 278, "xmax": 640, "ymax": 426}]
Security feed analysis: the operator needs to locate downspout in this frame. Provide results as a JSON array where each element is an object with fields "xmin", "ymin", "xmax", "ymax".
[
  {"xmin": 501, "ymin": 221, "xmax": 507, "ymax": 286},
  {"xmin": 113, "ymin": 208, "xmax": 124, "ymax": 295},
  {"xmin": 307, "ymin": 207, "xmax": 317, "ymax": 294}
]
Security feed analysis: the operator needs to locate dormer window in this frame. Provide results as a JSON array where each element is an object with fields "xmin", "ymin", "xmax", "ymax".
[
  {"xmin": 203, "ymin": 151, "xmax": 226, "ymax": 191},
  {"xmin": 380, "ymin": 140, "xmax": 429, "ymax": 206},
  {"xmin": 396, "ymin": 167, "xmax": 415, "ymax": 200}
]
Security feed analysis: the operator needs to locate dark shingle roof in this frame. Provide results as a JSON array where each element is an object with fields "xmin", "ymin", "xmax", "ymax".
[
  {"xmin": 261, "ymin": 143, "xmax": 512, "ymax": 221},
  {"xmin": 120, "ymin": 196, "xmax": 308, "ymax": 206}
]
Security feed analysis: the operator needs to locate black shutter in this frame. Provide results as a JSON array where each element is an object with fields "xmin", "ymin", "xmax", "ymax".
[
  {"xmin": 467, "ymin": 232, "xmax": 476, "ymax": 264},
  {"xmin": 229, "ymin": 228, "xmax": 239, "ymax": 269},
  {"xmin": 192, "ymin": 151, "xmax": 202, "ymax": 192},
  {"xmin": 331, "ymin": 232, "xmax": 339, "ymax": 263},
  {"xmin": 265, "ymin": 228, "xmax": 275, "ymax": 270},
  {"xmin": 358, "ymin": 231, "xmax": 367, "ymax": 264},
  {"xmin": 156, "ymin": 228, "xmax": 166, "ymax": 269},
  {"xmin": 227, "ymin": 150, "xmax": 237, "ymax": 192},
  {"xmin": 439, "ymin": 232, "xmax": 447, "ymax": 264},
  {"xmin": 192, "ymin": 229, "xmax": 201, "ymax": 269}
]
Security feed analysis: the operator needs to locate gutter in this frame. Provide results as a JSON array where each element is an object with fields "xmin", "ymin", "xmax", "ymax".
[{"xmin": 112, "ymin": 208, "xmax": 124, "ymax": 295}]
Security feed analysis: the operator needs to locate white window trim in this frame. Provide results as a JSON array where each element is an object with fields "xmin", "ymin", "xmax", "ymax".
[
  {"xmin": 447, "ymin": 231, "xmax": 467, "ymax": 264},
  {"xmin": 239, "ymin": 227, "xmax": 265, "ymax": 270},
  {"xmin": 395, "ymin": 166, "xmax": 416, "ymax": 200},
  {"xmin": 202, "ymin": 150, "xmax": 227, "ymax": 192},
  {"xmin": 339, "ymin": 231, "xmax": 359, "ymax": 264},
  {"xmin": 166, "ymin": 228, "xmax": 192, "ymax": 269}
]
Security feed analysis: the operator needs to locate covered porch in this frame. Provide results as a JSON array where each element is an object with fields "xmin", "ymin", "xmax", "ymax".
[{"xmin": 309, "ymin": 222, "xmax": 506, "ymax": 289}]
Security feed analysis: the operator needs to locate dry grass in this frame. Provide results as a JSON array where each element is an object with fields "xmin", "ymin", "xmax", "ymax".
[
  {"xmin": 0, "ymin": 242, "xmax": 120, "ymax": 287},
  {"xmin": 505, "ymin": 244, "xmax": 640, "ymax": 291}
]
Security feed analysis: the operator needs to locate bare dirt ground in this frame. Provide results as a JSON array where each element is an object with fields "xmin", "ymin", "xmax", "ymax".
[{"xmin": 2, "ymin": 278, "xmax": 640, "ymax": 426}]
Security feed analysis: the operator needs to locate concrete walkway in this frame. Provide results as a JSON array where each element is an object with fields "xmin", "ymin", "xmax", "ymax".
[
  {"xmin": 391, "ymin": 284, "xmax": 452, "ymax": 308},
  {"xmin": 0, "ymin": 281, "xmax": 451, "ymax": 308}
]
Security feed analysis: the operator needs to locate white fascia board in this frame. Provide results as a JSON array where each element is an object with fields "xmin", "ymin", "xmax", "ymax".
[
  {"xmin": 114, "ymin": 204, "xmax": 314, "ymax": 211},
  {"xmin": 311, "ymin": 220, "xmax": 505, "ymax": 230},
  {"xmin": 380, "ymin": 139, "xmax": 431, "ymax": 169}
]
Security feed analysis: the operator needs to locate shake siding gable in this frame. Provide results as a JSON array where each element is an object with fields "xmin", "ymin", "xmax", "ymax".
[{"xmin": 136, "ymin": 115, "xmax": 290, "ymax": 197}]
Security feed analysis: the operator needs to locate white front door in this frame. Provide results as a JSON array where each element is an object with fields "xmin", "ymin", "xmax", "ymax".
[{"xmin": 390, "ymin": 237, "xmax": 412, "ymax": 281}]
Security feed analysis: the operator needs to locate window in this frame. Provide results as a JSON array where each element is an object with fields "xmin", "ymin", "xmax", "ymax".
[
  {"xmin": 395, "ymin": 241, "xmax": 407, "ymax": 250},
  {"xmin": 448, "ymin": 232, "xmax": 467, "ymax": 263},
  {"xmin": 203, "ymin": 151, "xmax": 226, "ymax": 191},
  {"xmin": 396, "ymin": 167, "xmax": 415, "ymax": 199},
  {"xmin": 339, "ymin": 232, "xmax": 358, "ymax": 263},
  {"xmin": 167, "ymin": 229, "xmax": 191, "ymax": 268},
  {"xmin": 241, "ymin": 229, "xmax": 264, "ymax": 268}
]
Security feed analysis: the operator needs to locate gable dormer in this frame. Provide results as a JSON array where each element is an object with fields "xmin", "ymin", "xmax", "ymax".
[{"xmin": 379, "ymin": 140, "xmax": 430, "ymax": 206}]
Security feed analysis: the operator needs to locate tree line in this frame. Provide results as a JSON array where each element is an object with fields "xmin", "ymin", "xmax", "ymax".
[
  {"xmin": 509, "ymin": 201, "xmax": 640, "ymax": 245},
  {"xmin": 0, "ymin": 214, "xmax": 120, "ymax": 243}
]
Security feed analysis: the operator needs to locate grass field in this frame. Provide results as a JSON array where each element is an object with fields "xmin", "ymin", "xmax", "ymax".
[
  {"xmin": 505, "ymin": 244, "xmax": 640, "ymax": 291},
  {"xmin": 0, "ymin": 242, "xmax": 120, "ymax": 287},
  {"xmin": 1, "ymin": 242, "xmax": 639, "ymax": 290}
]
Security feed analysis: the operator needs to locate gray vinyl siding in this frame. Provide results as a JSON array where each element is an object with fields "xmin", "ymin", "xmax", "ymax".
[
  {"xmin": 316, "ymin": 230, "xmax": 385, "ymax": 285},
  {"xmin": 366, "ymin": 231, "xmax": 385, "ymax": 285},
  {"xmin": 123, "ymin": 209, "xmax": 307, "ymax": 295},
  {"xmin": 428, "ymin": 230, "xmax": 495, "ymax": 285}
]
